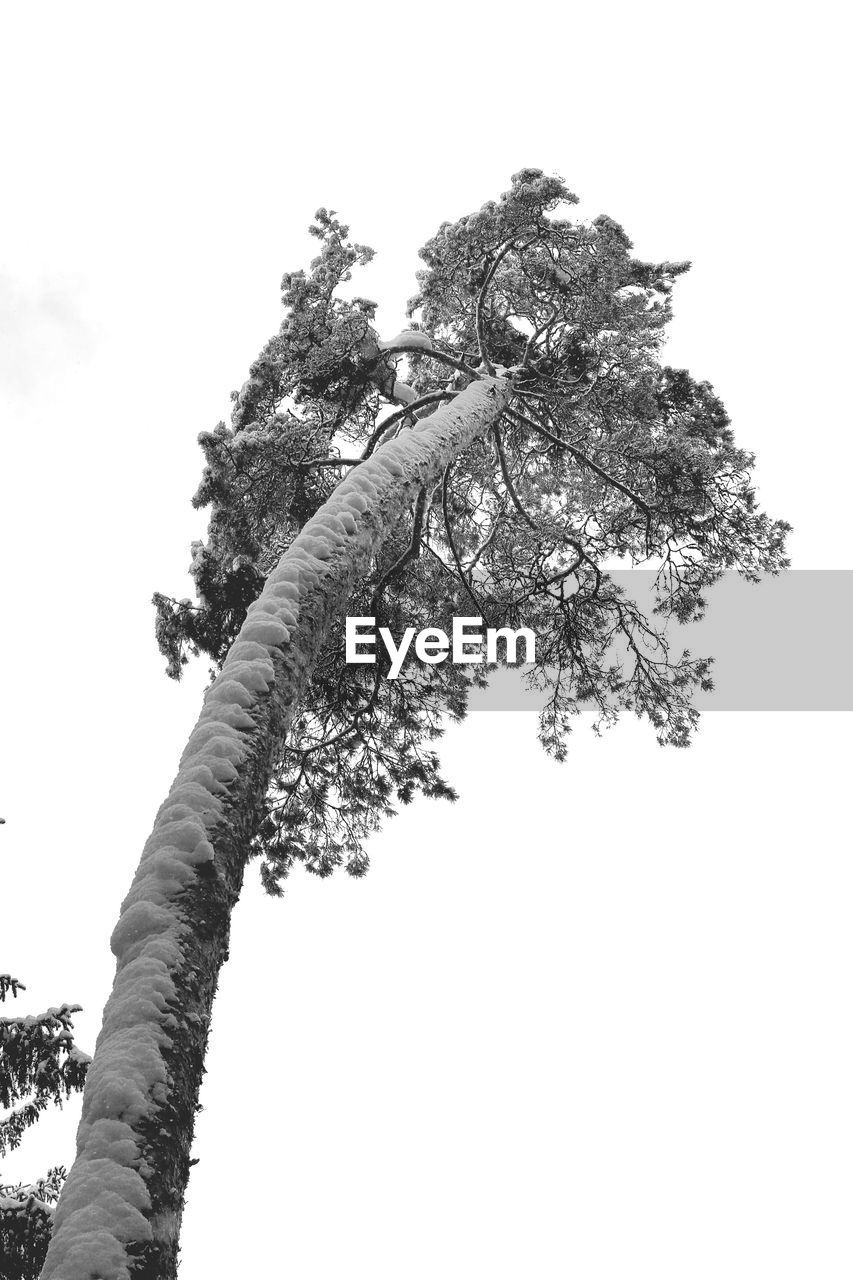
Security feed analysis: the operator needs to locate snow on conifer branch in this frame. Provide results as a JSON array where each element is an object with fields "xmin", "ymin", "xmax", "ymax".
[{"xmin": 0, "ymin": 977, "xmax": 89, "ymax": 1277}]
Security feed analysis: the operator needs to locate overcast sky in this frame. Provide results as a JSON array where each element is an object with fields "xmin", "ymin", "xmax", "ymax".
[{"xmin": 2, "ymin": 4, "xmax": 851, "ymax": 1278}]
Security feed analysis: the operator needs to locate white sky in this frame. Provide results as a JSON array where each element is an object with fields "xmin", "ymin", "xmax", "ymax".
[{"xmin": 1, "ymin": 4, "xmax": 851, "ymax": 1277}]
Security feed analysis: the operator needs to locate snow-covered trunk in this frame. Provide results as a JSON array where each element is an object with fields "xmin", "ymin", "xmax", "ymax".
[{"xmin": 42, "ymin": 376, "xmax": 509, "ymax": 1280}]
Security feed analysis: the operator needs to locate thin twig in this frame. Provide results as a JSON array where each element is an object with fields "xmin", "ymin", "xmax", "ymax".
[
  {"xmin": 442, "ymin": 464, "xmax": 489, "ymax": 616},
  {"xmin": 505, "ymin": 404, "xmax": 653, "ymax": 523},
  {"xmin": 370, "ymin": 488, "xmax": 427, "ymax": 615},
  {"xmin": 493, "ymin": 422, "xmax": 536, "ymax": 528},
  {"xmin": 474, "ymin": 240, "xmax": 518, "ymax": 374},
  {"xmin": 521, "ymin": 305, "xmax": 559, "ymax": 370},
  {"xmin": 465, "ymin": 503, "xmax": 506, "ymax": 573}
]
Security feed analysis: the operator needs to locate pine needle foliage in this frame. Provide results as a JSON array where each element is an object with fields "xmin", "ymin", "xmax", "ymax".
[
  {"xmin": 0, "ymin": 977, "xmax": 90, "ymax": 1280},
  {"xmin": 154, "ymin": 170, "xmax": 789, "ymax": 890}
]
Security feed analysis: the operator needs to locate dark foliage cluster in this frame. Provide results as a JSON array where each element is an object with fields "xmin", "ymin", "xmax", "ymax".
[
  {"xmin": 0, "ymin": 977, "xmax": 89, "ymax": 1280},
  {"xmin": 154, "ymin": 170, "xmax": 789, "ymax": 889}
]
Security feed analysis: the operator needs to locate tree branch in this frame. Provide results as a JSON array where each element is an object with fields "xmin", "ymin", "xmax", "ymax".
[
  {"xmin": 370, "ymin": 487, "xmax": 427, "ymax": 615},
  {"xmin": 290, "ymin": 455, "xmax": 363, "ymax": 470},
  {"xmin": 361, "ymin": 390, "xmax": 457, "ymax": 459},
  {"xmin": 475, "ymin": 240, "xmax": 518, "ymax": 374},
  {"xmin": 442, "ymin": 464, "xmax": 490, "ymax": 616},
  {"xmin": 465, "ymin": 504, "xmax": 505, "ymax": 573},
  {"xmin": 521, "ymin": 305, "xmax": 559, "ymax": 370},
  {"xmin": 382, "ymin": 344, "xmax": 485, "ymax": 381},
  {"xmin": 493, "ymin": 422, "xmax": 536, "ymax": 528},
  {"xmin": 505, "ymin": 404, "xmax": 653, "ymax": 524}
]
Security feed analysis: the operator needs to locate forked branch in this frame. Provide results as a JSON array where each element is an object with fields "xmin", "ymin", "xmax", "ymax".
[{"xmin": 505, "ymin": 404, "xmax": 653, "ymax": 534}]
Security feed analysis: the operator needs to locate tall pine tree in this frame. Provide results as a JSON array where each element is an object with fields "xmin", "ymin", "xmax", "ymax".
[{"xmin": 44, "ymin": 171, "xmax": 789, "ymax": 1277}]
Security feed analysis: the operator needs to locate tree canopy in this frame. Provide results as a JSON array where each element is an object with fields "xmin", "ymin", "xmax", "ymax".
[{"xmin": 154, "ymin": 168, "xmax": 789, "ymax": 891}]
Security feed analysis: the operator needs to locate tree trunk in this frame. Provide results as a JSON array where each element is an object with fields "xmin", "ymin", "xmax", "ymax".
[{"xmin": 42, "ymin": 375, "xmax": 509, "ymax": 1279}]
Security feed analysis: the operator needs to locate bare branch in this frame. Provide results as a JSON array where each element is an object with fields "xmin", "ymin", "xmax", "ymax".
[
  {"xmin": 441, "ymin": 464, "xmax": 490, "ymax": 616},
  {"xmin": 475, "ymin": 240, "xmax": 518, "ymax": 374},
  {"xmin": 465, "ymin": 503, "xmax": 506, "ymax": 573},
  {"xmin": 370, "ymin": 488, "xmax": 427, "ymax": 615},
  {"xmin": 521, "ymin": 305, "xmax": 559, "ymax": 370},
  {"xmin": 493, "ymin": 422, "xmax": 536, "ymax": 528},
  {"xmin": 505, "ymin": 404, "xmax": 653, "ymax": 524},
  {"xmin": 511, "ymin": 554, "xmax": 586, "ymax": 608},
  {"xmin": 381, "ymin": 344, "xmax": 485, "ymax": 381},
  {"xmin": 361, "ymin": 390, "xmax": 457, "ymax": 460}
]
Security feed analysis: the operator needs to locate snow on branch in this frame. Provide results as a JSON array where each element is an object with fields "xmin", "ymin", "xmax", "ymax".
[{"xmin": 378, "ymin": 329, "xmax": 433, "ymax": 353}]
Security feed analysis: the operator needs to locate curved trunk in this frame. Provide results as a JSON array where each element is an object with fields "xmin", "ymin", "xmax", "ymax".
[{"xmin": 42, "ymin": 376, "xmax": 508, "ymax": 1279}]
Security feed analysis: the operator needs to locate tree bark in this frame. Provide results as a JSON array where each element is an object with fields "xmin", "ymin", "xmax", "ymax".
[{"xmin": 42, "ymin": 375, "xmax": 509, "ymax": 1279}]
